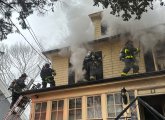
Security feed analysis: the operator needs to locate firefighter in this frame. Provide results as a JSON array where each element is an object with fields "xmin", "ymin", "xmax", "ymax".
[
  {"xmin": 83, "ymin": 51, "xmax": 92, "ymax": 81},
  {"xmin": 120, "ymin": 40, "xmax": 140, "ymax": 76},
  {"xmin": 40, "ymin": 63, "xmax": 56, "ymax": 88},
  {"xmin": 83, "ymin": 51, "xmax": 102, "ymax": 81},
  {"xmin": 8, "ymin": 73, "xmax": 27, "ymax": 109}
]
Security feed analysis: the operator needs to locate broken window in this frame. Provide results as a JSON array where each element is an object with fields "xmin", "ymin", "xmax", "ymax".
[
  {"xmin": 34, "ymin": 102, "xmax": 47, "ymax": 120},
  {"xmin": 69, "ymin": 98, "xmax": 82, "ymax": 120},
  {"xmin": 87, "ymin": 95, "xmax": 102, "ymax": 119},
  {"xmin": 51, "ymin": 100, "xmax": 64, "ymax": 120}
]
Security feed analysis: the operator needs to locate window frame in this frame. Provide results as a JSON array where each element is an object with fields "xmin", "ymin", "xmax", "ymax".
[
  {"xmin": 51, "ymin": 99, "xmax": 64, "ymax": 120},
  {"xmin": 34, "ymin": 102, "xmax": 47, "ymax": 120},
  {"xmin": 87, "ymin": 95, "xmax": 102, "ymax": 119},
  {"xmin": 68, "ymin": 97, "xmax": 82, "ymax": 120}
]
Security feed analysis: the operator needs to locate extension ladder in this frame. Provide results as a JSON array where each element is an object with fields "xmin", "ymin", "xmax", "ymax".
[{"xmin": 3, "ymin": 79, "xmax": 35, "ymax": 120}]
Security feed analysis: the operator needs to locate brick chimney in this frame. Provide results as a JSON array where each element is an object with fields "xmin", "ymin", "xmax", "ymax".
[{"xmin": 89, "ymin": 11, "xmax": 103, "ymax": 39}]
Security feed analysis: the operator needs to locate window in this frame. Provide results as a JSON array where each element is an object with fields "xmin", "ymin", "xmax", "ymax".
[
  {"xmin": 155, "ymin": 41, "xmax": 165, "ymax": 70},
  {"xmin": 101, "ymin": 23, "xmax": 107, "ymax": 35},
  {"xmin": 69, "ymin": 98, "xmax": 82, "ymax": 120},
  {"xmin": 51, "ymin": 100, "xmax": 64, "ymax": 120},
  {"xmin": 107, "ymin": 93, "xmax": 123, "ymax": 119},
  {"xmin": 84, "ymin": 51, "xmax": 103, "ymax": 81},
  {"xmin": 87, "ymin": 95, "xmax": 102, "ymax": 119},
  {"xmin": 144, "ymin": 50, "xmax": 155, "ymax": 72},
  {"xmin": 68, "ymin": 62, "xmax": 75, "ymax": 85},
  {"xmin": 128, "ymin": 92, "xmax": 137, "ymax": 120},
  {"xmin": 34, "ymin": 102, "xmax": 47, "ymax": 120}
]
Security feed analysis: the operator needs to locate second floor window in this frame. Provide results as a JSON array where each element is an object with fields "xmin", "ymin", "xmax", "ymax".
[
  {"xmin": 87, "ymin": 95, "xmax": 102, "ymax": 119},
  {"xmin": 68, "ymin": 62, "xmax": 75, "ymax": 85},
  {"xmin": 51, "ymin": 100, "xmax": 64, "ymax": 120},
  {"xmin": 69, "ymin": 98, "xmax": 82, "ymax": 120},
  {"xmin": 34, "ymin": 102, "xmax": 47, "ymax": 120}
]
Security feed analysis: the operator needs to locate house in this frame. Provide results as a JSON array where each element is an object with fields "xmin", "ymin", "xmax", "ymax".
[
  {"xmin": 22, "ymin": 11, "xmax": 165, "ymax": 120},
  {"xmin": 0, "ymin": 79, "xmax": 28, "ymax": 120}
]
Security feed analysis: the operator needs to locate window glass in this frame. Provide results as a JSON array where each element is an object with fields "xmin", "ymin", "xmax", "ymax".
[
  {"xmin": 87, "ymin": 95, "xmax": 102, "ymax": 119},
  {"xmin": 107, "ymin": 94, "xmax": 123, "ymax": 118},
  {"xmin": 69, "ymin": 98, "xmax": 82, "ymax": 120},
  {"xmin": 34, "ymin": 102, "xmax": 47, "ymax": 120},
  {"xmin": 51, "ymin": 100, "xmax": 64, "ymax": 120}
]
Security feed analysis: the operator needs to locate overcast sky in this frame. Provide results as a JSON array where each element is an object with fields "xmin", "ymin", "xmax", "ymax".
[{"xmin": 2, "ymin": 0, "xmax": 165, "ymax": 51}]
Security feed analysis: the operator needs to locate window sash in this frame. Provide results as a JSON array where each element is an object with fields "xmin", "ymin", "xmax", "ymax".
[
  {"xmin": 69, "ymin": 98, "xmax": 82, "ymax": 120},
  {"xmin": 87, "ymin": 96, "xmax": 102, "ymax": 119}
]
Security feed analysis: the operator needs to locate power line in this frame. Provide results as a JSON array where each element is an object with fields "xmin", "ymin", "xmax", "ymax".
[
  {"xmin": 1, "ymin": 0, "xmax": 50, "ymax": 63},
  {"xmin": 9, "ymin": 18, "xmax": 49, "ymax": 62},
  {"xmin": 25, "ymin": 19, "xmax": 44, "ymax": 51}
]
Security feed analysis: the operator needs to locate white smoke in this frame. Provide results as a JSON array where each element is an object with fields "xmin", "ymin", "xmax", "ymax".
[
  {"xmin": 70, "ymin": 45, "xmax": 87, "ymax": 82},
  {"xmin": 102, "ymin": 1, "xmax": 165, "ymax": 51}
]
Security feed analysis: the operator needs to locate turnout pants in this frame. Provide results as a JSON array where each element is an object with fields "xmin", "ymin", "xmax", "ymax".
[{"xmin": 122, "ymin": 59, "xmax": 139, "ymax": 76}]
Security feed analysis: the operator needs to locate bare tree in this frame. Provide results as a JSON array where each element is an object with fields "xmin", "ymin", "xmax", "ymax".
[
  {"xmin": 0, "ymin": 44, "xmax": 15, "ymax": 86},
  {"xmin": 9, "ymin": 43, "xmax": 45, "ymax": 79},
  {"xmin": 0, "ymin": 43, "xmax": 45, "ymax": 86}
]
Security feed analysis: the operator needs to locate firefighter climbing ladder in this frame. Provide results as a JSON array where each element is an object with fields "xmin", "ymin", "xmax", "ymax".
[{"xmin": 3, "ymin": 79, "xmax": 35, "ymax": 120}]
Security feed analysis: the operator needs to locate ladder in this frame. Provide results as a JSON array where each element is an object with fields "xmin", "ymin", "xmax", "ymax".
[{"xmin": 3, "ymin": 79, "xmax": 35, "ymax": 120}]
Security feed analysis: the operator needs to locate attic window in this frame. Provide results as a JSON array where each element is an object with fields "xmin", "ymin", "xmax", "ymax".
[{"xmin": 101, "ymin": 23, "xmax": 107, "ymax": 35}]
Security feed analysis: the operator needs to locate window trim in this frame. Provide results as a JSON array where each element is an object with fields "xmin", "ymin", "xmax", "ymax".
[
  {"xmin": 51, "ymin": 99, "xmax": 64, "ymax": 120},
  {"xmin": 68, "ymin": 97, "xmax": 82, "ymax": 120},
  {"xmin": 87, "ymin": 94, "xmax": 102, "ymax": 119},
  {"xmin": 34, "ymin": 102, "xmax": 47, "ymax": 120}
]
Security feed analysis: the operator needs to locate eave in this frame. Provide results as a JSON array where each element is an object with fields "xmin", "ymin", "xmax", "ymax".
[{"xmin": 21, "ymin": 70, "xmax": 165, "ymax": 96}]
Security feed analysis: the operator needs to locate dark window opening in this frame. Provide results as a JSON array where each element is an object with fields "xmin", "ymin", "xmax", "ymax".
[
  {"xmin": 83, "ymin": 51, "xmax": 103, "ymax": 81},
  {"xmin": 95, "ymin": 51, "xmax": 103, "ymax": 80},
  {"xmin": 101, "ymin": 23, "xmax": 107, "ymax": 35},
  {"xmin": 144, "ymin": 50, "xmax": 155, "ymax": 72},
  {"xmin": 155, "ymin": 41, "xmax": 165, "ymax": 70},
  {"xmin": 68, "ymin": 62, "xmax": 75, "ymax": 85}
]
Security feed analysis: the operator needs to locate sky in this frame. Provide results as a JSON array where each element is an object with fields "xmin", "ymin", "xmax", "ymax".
[{"xmin": 1, "ymin": 0, "xmax": 165, "ymax": 51}]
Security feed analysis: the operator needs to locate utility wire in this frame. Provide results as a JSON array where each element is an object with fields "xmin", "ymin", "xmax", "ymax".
[
  {"xmin": 0, "ymin": 0, "xmax": 50, "ymax": 63},
  {"xmin": 9, "ymin": 18, "xmax": 48, "ymax": 62},
  {"xmin": 24, "ymin": 18, "xmax": 50, "ymax": 62},
  {"xmin": 25, "ymin": 19, "xmax": 44, "ymax": 52}
]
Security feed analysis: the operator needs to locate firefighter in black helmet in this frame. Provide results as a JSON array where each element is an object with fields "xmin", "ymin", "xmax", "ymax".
[
  {"xmin": 83, "ymin": 51, "xmax": 102, "ymax": 81},
  {"xmin": 40, "ymin": 63, "xmax": 56, "ymax": 88},
  {"xmin": 8, "ymin": 73, "xmax": 27, "ymax": 109},
  {"xmin": 120, "ymin": 40, "xmax": 140, "ymax": 76}
]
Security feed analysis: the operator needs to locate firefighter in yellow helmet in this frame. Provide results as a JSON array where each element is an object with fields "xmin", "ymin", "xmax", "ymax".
[{"xmin": 120, "ymin": 40, "xmax": 140, "ymax": 76}]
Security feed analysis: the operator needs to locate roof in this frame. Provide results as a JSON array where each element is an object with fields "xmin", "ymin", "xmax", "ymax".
[{"xmin": 22, "ymin": 70, "xmax": 165, "ymax": 96}]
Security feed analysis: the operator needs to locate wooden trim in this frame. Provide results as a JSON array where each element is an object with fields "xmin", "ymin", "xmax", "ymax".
[
  {"xmin": 63, "ymin": 98, "xmax": 68, "ymax": 120},
  {"xmin": 101, "ymin": 94, "xmax": 107, "ymax": 120},
  {"xmin": 135, "ymin": 90, "xmax": 141, "ymax": 120},
  {"xmin": 82, "ymin": 96, "xmax": 87, "ymax": 120},
  {"xmin": 46, "ymin": 101, "xmax": 51, "ymax": 120},
  {"xmin": 30, "ymin": 103, "xmax": 35, "ymax": 120}
]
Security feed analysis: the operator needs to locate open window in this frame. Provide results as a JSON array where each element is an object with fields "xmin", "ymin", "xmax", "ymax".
[
  {"xmin": 101, "ymin": 23, "xmax": 107, "ymax": 35},
  {"xmin": 68, "ymin": 62, "xmax": 75, "ymax": 85}
]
